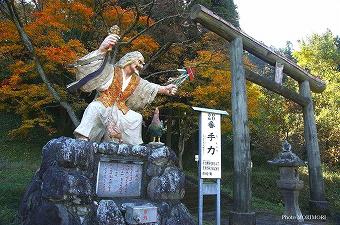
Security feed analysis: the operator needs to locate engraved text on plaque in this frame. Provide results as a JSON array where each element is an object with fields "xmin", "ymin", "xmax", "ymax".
[{"xmin": 96, "ymin": 161, "xmax": 143, "ymax": 197}]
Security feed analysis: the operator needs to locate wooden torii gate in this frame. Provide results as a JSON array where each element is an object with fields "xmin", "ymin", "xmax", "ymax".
[{"xmin": 190, "ymin": 4, "xmax": 329, "ymax": 225}]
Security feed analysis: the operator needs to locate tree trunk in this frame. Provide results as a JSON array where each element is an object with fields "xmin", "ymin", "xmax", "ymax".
[
  {"xmin": 178, "ymin": 132, "xmax": 185, "ymax": 170},
  {"xmin": 166, "ymin": 118, "xmax": 173, "ymax": 147},
  {"xmin": 6, "ymin": 1, "xmax": 80, "ymax": 127}
]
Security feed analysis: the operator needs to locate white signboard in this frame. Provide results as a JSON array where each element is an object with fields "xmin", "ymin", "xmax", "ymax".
[{"xmin": 200, "ymin": 112, "xmax": 221, "ymax": 179}]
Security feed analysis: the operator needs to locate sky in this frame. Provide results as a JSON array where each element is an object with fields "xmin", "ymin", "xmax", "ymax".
[{"xmin": 233, "ymin": 0, "xmax": 340, "ymax": 49}]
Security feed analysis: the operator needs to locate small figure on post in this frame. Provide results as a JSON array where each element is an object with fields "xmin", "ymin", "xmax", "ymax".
[{"xmin": 72, "ymin": 28, "xmax": 177, "ymax": 145}]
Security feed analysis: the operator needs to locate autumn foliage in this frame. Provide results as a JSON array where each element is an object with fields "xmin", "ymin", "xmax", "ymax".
[{"xmin": 0, "ymin": 0, "xmax": 160, "ymax": 136}]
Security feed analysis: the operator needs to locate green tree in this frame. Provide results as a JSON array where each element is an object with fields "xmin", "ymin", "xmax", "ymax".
[
  {"xmin": 293, "ymin": 30, "xmax": 340, "ymax": 167},
  {"xmin": 191, "ymin": 0, "xmax": 239, "ymax": 27}
]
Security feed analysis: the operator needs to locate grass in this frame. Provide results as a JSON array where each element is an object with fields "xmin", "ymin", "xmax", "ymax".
[
  {"xmin": 299, "ymin": 166, "xmax": 340, "ymax": 213},
  {"xmin": 0, "ymin": 113, "xmax": 45, "ymax": 225},
  {"xmin": 0, "ymin": 160, "xmax": 40, "ymax": 225}
]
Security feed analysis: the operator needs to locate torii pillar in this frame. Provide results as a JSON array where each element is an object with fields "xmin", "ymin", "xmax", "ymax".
[
  {"xmin": 300, "ymin": 80, "xmax": 329, "ymax": 214},
  {"xmin": 229, "ymin": 37, "xmax": 256, "ymax": 225}
]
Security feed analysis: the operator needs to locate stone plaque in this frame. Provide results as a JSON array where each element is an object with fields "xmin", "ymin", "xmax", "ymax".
[{"xmin": 96, "ymin": 161, "xmax": 143, "ymax": 198}]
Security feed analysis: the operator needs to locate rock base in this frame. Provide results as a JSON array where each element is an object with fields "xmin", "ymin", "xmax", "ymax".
[{"xmin": 19, "ymin": 137, "xmax": 195, "ymax": 225}]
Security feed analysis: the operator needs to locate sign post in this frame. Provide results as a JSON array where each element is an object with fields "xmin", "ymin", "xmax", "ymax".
[{"xmin": 193, "ymin": 107, "xmax": 228, "ymax": 225}]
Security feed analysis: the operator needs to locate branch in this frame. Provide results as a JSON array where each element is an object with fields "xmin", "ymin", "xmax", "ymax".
[
  {"xmin": 142, "ymin": 42, "xmax": 173, "ymax": 71},
  {"xmin": 143, "ymin": 69, "xmax": 179, "ymax": 80},
  {"xmin": 111, "ymin": 1, "xmax": 141, "ymax": 64},
  {"xmin": 146, "ymin": 0, "xmax": 155, "ymax": 26},
  {"xmin": 20, "ymin": 0, "xmax": 28, "ymax": 24},
  {"xmin": 9, "ymin": 0, "xmax": 24, "ymax": 27},
  {"xmin": 138, "ymin": 1, "xmax": 155, "ymax": 11},
  {"xmin": 31, "ymin": 0, "xmax": 42, "ymax": 11},
  {"xmin": 5, "ymin": 0, "xmax": 80, "ymax": 127},
  {"xmin": 0, "ymin": 2, "xmax": 11, "ymax": 18},
  {"xmin": 121, "ymin": 13, "xmax": 181, "ymax": 46},
  {"xmin": 120, "ymin": 1, "xmax": 140, "ymax": 38}
]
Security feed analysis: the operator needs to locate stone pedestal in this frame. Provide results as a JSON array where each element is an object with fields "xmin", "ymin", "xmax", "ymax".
[
  {"xmin": 277, "ymin": 175, "xmax": 304, "ymax": 222},
  {"xmin": 309, "ymin": 200, "xmax": 329, "ymax": 215},
  {"xmin": 19, "ymin": 137, "xmax": 195, "ymax": 225},
  {"xmin": 229, "ymin": 211, "xmax": 256, "ymax": 225}
]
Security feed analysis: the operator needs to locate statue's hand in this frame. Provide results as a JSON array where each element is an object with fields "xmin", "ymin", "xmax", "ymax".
[
  {"xmin": 98, "ymin": 34, "xmax": 120, "ymax": 53},
  {"xmin": 159, "ymin": 84, "xmax": 177, "ymax": 96},
  {"xmin": 107, "ymin": 123, "xmax": 122, "ymax": 143},
  {"xmin": 169, "ymin": 84, "xmax": 178, "ymax": 95}
]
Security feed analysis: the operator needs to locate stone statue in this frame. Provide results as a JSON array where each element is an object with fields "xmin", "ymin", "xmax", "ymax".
[{"xmin": 73, "ymin": 33, "xmax": 177, "ymax": 145}]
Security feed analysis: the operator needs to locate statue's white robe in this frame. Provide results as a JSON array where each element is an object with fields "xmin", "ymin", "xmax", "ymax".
[{"xmin": 73, "ymin": 50, "xmax": 160, "ymax": 145}]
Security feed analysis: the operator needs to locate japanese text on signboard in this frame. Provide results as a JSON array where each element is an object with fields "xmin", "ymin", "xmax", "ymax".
[{"xmin": 200, "ymin": 112, "xmax": 221, "ymax": 178}]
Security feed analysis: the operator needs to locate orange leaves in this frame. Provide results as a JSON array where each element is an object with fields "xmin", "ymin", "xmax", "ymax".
[
  {"xmin": 0, "ymin": 81, "xmax": 59, "ymax": 137},
  {"xmin": 103, "ymin": 6, "xmax": 130, "ymax": 29},
  {"xmin": 0, "ymin": 82, "xmax": 53, "ymax": 116},
  {"xmin": 120, "ymin": 34, "xmax": 160, "ymax": 61},
  {"xmin": 70, "ymin": 2, "xmax": 94, "ymax": 18},
  {"xmin": 27, "ymin": 0, "xmax": 94, "ymax": 39},
  {"xmin": 184, "ymin": 43, "xmax": 261, "ymax": 132},
  {"xmin": 66, "ymin": 2, "xmax": 94, "ymax": 30},
  {"xmin": 130, "ymin": 35, "xmax": 160, "ymax": 55},
  {"xmin": 30, "ymin": 5, "xmax": 68, "ymax": 32},
  {"xmin": 1, "ymin": 0, "xmax": 165, "ymax": 137},
  {"xmin": 41, "ymin": 46, "xmax": 76, "ymax": 65},
  {"xmin": 101, "ymin": 4, "xmax": 157, "ymax": 58},
  {"xmin": 7, "ymin": 75, "xmax": 22, "ymax": 87},
  {"xmin": 65, "ymin": 39, "xmax": 87, "ymax": 56},
  {"xmin": 8, "ymin": 116, "xmax": 56, "ymax": 137},
  {"xmin": 103, "ymin": 6, "xmax": 154, "ymax": 30},
  {"xmin": 36, "ymin": 39, "xmax": 86, "ymax": 74},
  {"xmin": 0, "ymin": 20, "xmax": 23, "ymax": 55},
  {"xmin": 138, "ymin": 15, "xmax": 155, "ymax": 26},
  {"xmin": 0, "ymin": 44, "xmax": 24, "ymax": 56},
  {"xmin": 185, "ymin": 48, "xmax": 233, "ymax": 114},
  {"xmin": 0, "ymin": 0, "xmax": 92, "ymax": 137},
  {"xmin": 0, "ymin": 20, "xmax": 20, "ymax": 42},
  {"xmin": 8, "ymin": 60, "xmax": 34, "ymax": 80}
]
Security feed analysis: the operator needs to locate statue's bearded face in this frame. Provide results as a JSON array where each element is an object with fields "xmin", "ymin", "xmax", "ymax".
[{"xmin": 127, "ymin": 58, "xmax": 144, "ymax": 75}]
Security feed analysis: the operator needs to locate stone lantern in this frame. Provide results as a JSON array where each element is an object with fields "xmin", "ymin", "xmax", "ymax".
[{"xmin": 268, "ymin": 140, "xmax": 306, "ymax": 223}]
